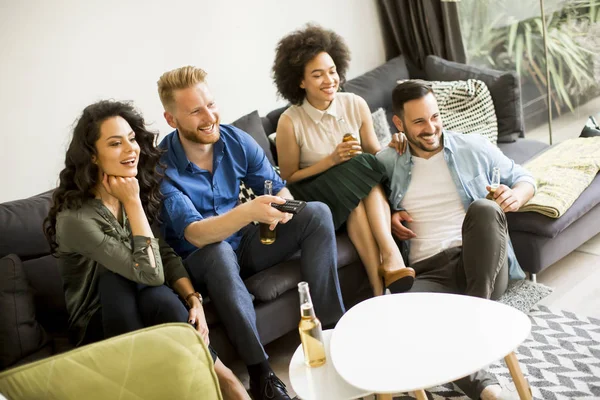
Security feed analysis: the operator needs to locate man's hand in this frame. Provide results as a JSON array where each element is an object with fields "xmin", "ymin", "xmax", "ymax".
[
  {"xmin": 486, "ymin": 184, "xmax": 521, "ymax": 212},
  {"xmin": 243, "ymin": 195, "xmax": 293, "ymax": 230},
  {"xmin": 102, "ymin": 174, "xmax": 140, "ymax": 205},
  {"xmin": 391, "ymin": 210, "xmax": 417, "ymax": 240},
  {"xmin": 387, "ymin": 132, "xmax": 408, "ymax": 155},
  {"xmin": 187, "ymin": 297, "xmax": 210, "ymax": 344}
]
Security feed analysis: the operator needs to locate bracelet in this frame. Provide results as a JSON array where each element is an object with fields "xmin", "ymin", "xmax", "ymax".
[{"xmin": 185, "ymin": 291, "xmax": 203, "ymax": 307}]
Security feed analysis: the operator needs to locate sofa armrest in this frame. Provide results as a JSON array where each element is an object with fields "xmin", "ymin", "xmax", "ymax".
[
  {"xmin": 0, "ymin": 323, "xmax": 223, "ymax": 400},
  {"xmin": 424, "ymin": 55, "xmax": 524, "ymax": 143}
]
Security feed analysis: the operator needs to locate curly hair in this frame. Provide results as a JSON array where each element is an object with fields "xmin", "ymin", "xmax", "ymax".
[
  {"xmin": 44, "ymin": 100, "xmax": 164, "ymax": 254},
  {"xmin": 272, "ymin": 24, "xmax": 351, "ymax": 105}
]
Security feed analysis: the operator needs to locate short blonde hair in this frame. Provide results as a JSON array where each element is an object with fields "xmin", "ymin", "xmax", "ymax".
[{"xmin": 157, "ymin": 66, "xmax": 207, "ymax": 111}]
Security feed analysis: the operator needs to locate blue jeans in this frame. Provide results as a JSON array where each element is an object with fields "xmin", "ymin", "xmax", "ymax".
[{"xmin": 184, "ymin": 201, "xmax": 345, "ymax": 365}]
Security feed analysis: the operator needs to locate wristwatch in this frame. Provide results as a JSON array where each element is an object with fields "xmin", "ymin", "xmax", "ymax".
[{"xmin": 185, "ymin": 291, "xmax": 203, "ymax": 307}]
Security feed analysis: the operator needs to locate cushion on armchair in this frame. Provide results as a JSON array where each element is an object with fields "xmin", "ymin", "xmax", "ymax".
[
  {"xmin": 424, "ymin": 55, "xmax": 524, "ymax": 142},
  {"xmin": 0, "ymin": 323, "xmax": 223, "ymax": 400}
]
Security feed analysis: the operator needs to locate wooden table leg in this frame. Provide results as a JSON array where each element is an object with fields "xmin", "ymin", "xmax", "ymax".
[
  {"xmin": 413, "ymin": 389, "xmax": 428, "ymax": 400},
  {"xmin": 504, "ymin": 352, "xmax": 532, "ymax": 400},
  {"xmin": 375, "ymin": 394, "xmax": 393, "ymax": 400}
]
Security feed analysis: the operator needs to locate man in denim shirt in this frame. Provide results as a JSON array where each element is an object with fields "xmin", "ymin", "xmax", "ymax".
[
  {"xmin": 377, "ymin": 81, "xmax": 535, "ymax": 400},
  {"xmin": 156, "ymin": 66, "xmax": 345, "ymax": 400}
]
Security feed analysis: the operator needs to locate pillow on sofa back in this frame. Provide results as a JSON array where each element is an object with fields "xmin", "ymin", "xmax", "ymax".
[
  {"xmin": 397, "ymin": 79, "xmax": 498, "ymax": 144},
  {"xmin": 432, "ymin": 79, "xmax": 498, "ymax": 145},
  {"xmin": 0, "ymin": 254, "xmax": 51, "ymax": 370},
  {"xmin": 231, "ymin": 110, "xmax": 276, "ymax": 166},
  {"xmin": 0, "ymin": 191, "xmax": 53, "ymax": 259},
  {"xmin": 424, "ymin": 55, "xmax": 523, "ymax": 142}
]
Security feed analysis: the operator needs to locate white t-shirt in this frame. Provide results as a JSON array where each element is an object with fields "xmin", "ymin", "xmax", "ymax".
[{"xmin": 400, "ymin": 151, "xmax": 466, "ymax": 265}]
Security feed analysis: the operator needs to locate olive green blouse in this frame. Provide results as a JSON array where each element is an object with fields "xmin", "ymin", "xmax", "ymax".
[{"xmin": 55, "ymin": 199, "xmax": 189, "ymax": 345}]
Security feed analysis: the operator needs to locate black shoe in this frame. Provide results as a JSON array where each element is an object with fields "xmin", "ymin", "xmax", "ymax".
[{"xmin": 249, "ymin": 371, "xmax": 291, "ymax": 400}]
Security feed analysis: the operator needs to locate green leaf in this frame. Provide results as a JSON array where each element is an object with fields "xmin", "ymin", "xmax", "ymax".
[
  {"xmin": 524, "ymin": 22, "xmax": 533, "ymax": 62},
  {"xmin": 515, "ymin": 35, "xmax": 524, "ymax": 76},
  {"xmin": 508, "ymin": 22, "xmax": 518, "ymax": 57}
]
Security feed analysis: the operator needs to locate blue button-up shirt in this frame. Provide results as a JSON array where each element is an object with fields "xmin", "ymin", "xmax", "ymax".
[
  {"xmin": 158, "ymin": 125, "xmax": 285, "ymax": 258},
  {"xmin": 376, "ymin": 130, "xmax": 536, "ymax": 280}
]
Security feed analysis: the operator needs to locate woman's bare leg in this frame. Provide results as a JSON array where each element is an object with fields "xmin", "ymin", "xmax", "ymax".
[
  {"xmin": 347, "ymin": 200, "xmax": 385, "ymax": 296},
  {"xmin": 362, "ymin": 185, "xmax": 406, "ymax": 274},
  {"xmin": 213, "ymin": 358, "xmax": 251, "ymax": 400}
]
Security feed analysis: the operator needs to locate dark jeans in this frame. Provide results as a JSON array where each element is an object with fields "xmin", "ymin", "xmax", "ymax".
[
  {"xmin": 404, "ymin": 199, "xmax": 510, "ymax": 399},
  {"xmin": 184, "ymin": 202, "xmax": 345, "ymax": 365},
  {"xmin": 90, "ymin": 271, "xmax": 217, "ymax": 361}
]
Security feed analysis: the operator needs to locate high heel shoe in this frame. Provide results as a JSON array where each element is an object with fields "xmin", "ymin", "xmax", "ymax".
[{"xmin": 382, "ymin": 267, "xmax": 415, "ymax": 294}]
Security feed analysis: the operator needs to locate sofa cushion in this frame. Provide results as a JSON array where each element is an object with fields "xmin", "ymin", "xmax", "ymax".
[
  {"xmin": 244, "ymin": 233, "xmax": 359, "ymax": 302},
  {"xmin": 431, "ymin": 79, "xmax": 498, "ymax": 144},
  {"xmin": 0, "ymin": 254, "xmax": 50, "ymax": 370},
  {"xmin": 344, "ymin": 55, "xmax": 410, "ymax": 131},
  {"xmin": 0, "ymin": 191, "xmax": 53, "ymax": 260},
  {"xmin": 22, "ymin": 255, "xmax": 68, "ymax": 333},
  {"xmin": 231, "ymin": 110, "xmax": 276, "ymax": 166},
  {"xmin": 507, "ymin": 173, "xmax": 600, "ymax": 238},
  {"xmin": 424, "ymin": 55, "xmax": 523, "ymax": 142},
  {"xmin": 498, "ymin": 139, "xmax": 550, "ymax": 165},
  {"xmin": 371, "ymin": 108, "xmax": 393, "ymax": 147},
  {"xmin": 344, "ymin": 55, "xmax": 410, "ymax": 111}
]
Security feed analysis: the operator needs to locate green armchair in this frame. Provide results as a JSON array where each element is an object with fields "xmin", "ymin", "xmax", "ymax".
[{"xmin": 0, "ymin": 323, "xmax": 223, "ymax": 400}]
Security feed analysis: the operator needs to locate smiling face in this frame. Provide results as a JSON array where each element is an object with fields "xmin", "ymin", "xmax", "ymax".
[
  {"xmin": 300, "ymin": 51, "xmax": 339, "ymax": 110},
  {"xmin": 164, "ymin": 82, "xmax": 220, "ymax": 145},
  {"xmin": 392, "ymin": 92, "xmax": 444, "ymax": 159},
  {"xmin": 93, "ymin": 116, "xmax": 140, "ymax": 177}
]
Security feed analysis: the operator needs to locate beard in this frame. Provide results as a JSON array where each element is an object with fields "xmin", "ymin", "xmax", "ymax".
[
  {"xmin": 406, "ymin": 128, "xmax": 442, "ymax": 153},
  {"xmin": 177, "ymin": 122, "xmax": 220, "ymax": 145}
]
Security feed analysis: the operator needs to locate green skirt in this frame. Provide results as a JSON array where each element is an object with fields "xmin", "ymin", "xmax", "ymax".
[{"xmin": 288, "ymin": 153, "xmax": 385, "ymax": 229}]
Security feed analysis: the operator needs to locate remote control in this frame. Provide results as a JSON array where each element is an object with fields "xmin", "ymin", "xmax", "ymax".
[{"xmin": 271, "ymin": 199, "xmax": 307, "ymax": 214}]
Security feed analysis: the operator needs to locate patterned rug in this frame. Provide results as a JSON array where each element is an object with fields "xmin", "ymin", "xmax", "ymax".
[{"xmin": 394, "ymin": 306, "xmax": 600, "ymax": 399}]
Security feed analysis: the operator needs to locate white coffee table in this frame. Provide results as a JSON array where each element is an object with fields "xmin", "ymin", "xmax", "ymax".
[
  {"xmin": 288, "ymin": 330, "xmax": 372, "ymax": 400},
  {"xmin": 330, "ymin": 293, "xmax": 533, "ymax": 400}
]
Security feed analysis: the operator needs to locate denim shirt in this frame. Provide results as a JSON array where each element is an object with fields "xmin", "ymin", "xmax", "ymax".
[{"xmin": 376, "ymin": 131, "xmax": 536, "ymax": 280}]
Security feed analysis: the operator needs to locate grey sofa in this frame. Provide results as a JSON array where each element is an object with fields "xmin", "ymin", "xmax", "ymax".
[{"xmin": 2, "ymin": 55, "xmax": 599, "ymax": 370}]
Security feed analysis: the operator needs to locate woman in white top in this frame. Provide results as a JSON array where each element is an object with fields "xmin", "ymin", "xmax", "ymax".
[{"xmin": 272, "ymin": 24, "xmax": 414, "ymax": 296}]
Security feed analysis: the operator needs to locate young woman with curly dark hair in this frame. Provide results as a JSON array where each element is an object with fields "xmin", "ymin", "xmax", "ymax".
[
  {"xmin": 43, "ymin": 100, "xmax": 248, "ymax": 399},
  {"xmin": 273, "ymin": 24, "xmax": 414, "ymax": 296}
]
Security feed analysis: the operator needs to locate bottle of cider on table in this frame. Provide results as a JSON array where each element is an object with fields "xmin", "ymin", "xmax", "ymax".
[
  {"xmin": 297, "ymin": 281, "xmax": 326, "ymax": 367},
  {"xmin": 259, "ymin": 180, "xmax": 276, "ymax": 245}
]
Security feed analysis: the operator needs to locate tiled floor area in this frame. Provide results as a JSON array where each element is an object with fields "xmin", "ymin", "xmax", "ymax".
[{"xmin": 235, "ymin": 99, "xmax": 600, "ymax": 398}]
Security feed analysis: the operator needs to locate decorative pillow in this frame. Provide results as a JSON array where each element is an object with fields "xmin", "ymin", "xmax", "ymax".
[
  {"xmin": 238, "ymin": 181, "xmax": 257, "ymax": 205},
  {"xmin": 238, "ymin": 166, "xmax": 282, "ymax": 205},
  {"xmin": 432, "ymin": 79, "xmax": 498, "ymax": 144},
  {"xmin": 231, "ymin": 110, "xmax": 276, "ymax": 166},
  {"xmin": 371, "ymin": 108, "xmax": 392, "ymax": 147},
  {"xmin": 0, "ymin": 254, "xmax": 50, "ymax": 369},
  {"xmin": 398, "ymin": 79, "xmax": 498, "ymax": 145},
  {"xmin": 424, "ymin": 55, "xmax": 523, "ymax": 142}
]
